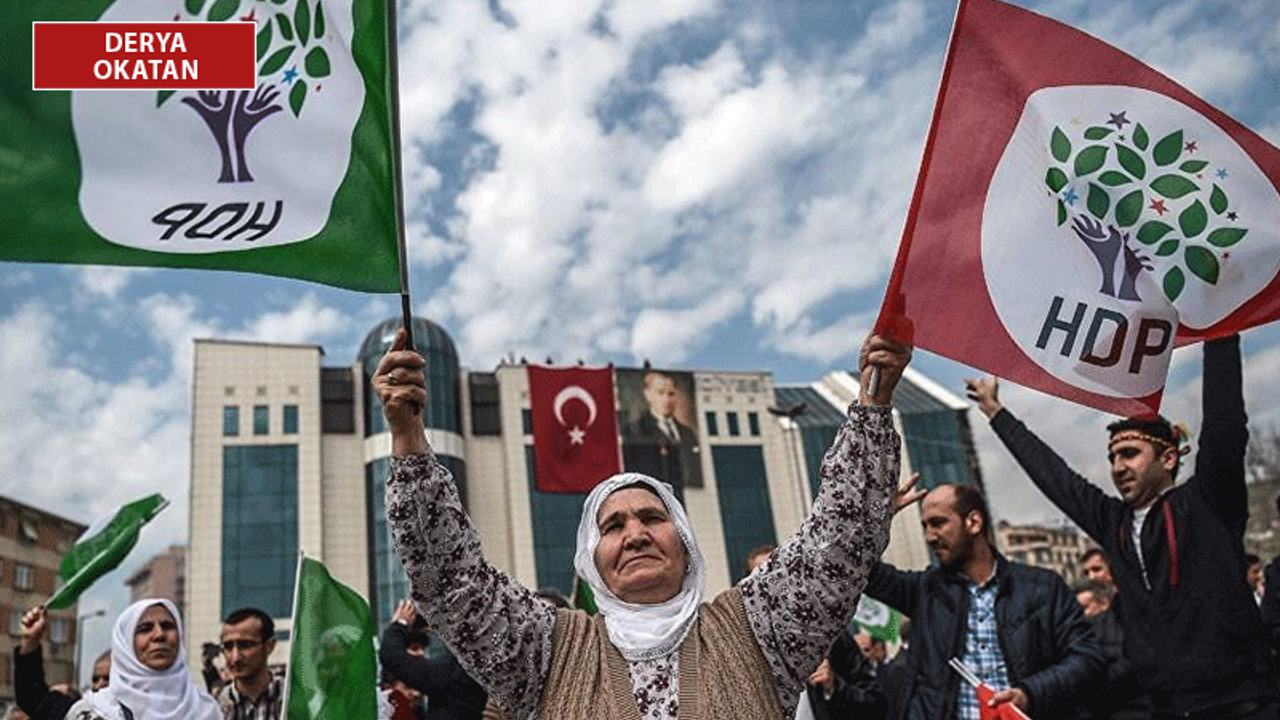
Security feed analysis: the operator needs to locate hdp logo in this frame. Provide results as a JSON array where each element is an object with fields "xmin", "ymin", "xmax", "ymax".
[
  {"xmin": 1044, "ymin": 114, "xmax": 1249, "ymax": 304},
  {"xmin": 74, "ymin": 0, "xmax": 364, "ymax": 253},
  {"xmin": 983, "ymin": 86, "xmax": 1280, "ymax": 398},
  {"xmin": 159, "ymin": 0, "xmax": 333, "ymax": 183}
]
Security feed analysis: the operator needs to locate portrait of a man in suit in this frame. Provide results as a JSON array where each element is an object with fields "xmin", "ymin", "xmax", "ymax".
[{"xmin": 621, "ymin": 369, "xmax": 703, "ymax": 494}]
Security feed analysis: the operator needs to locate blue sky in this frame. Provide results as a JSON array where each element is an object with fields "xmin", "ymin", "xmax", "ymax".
[{"xmin": 5, "ymin": 0, "xmax": 1280, "ymax": 682}]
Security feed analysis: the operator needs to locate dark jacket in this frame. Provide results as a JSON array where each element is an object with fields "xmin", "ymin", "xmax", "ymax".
[
  {"xmin": 1261, "ymin": 554, "xmax": 1280, "ymax": 656},
  {"xmin": 990, "ymin": 336, "xmax": 1278, "ymax": 715},
  {"xmin": 864, "ymin": 555, "xmax": 1101, "ymax": 720},
  {"xmin": 379, "ymin": 623, "xmax": 487, "ymax": 720},
  {"xmin": 806, "ymin": 630, "xmax": 888, "ymax": 720},
  {"xmin": 14, "ymin": 645, "xmax": 75, "ymax": 720},
  {"xmin": 1084, "ymin": 609, "xmax": 1151, "ymax": 720}
]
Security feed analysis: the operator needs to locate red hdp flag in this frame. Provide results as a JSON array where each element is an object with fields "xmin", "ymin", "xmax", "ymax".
[
  {"xmin": 529, "ymin": 366, "xmax": 622, "ymax": 493},
  {"xmin": 876, "ymin": 0, "xmax": 1280, "ymax": 414}
]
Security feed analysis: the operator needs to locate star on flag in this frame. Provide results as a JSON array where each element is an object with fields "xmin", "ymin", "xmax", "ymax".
[{"xmin": 568, "ymin": 426, "xmax": 585, "ymax": 445}]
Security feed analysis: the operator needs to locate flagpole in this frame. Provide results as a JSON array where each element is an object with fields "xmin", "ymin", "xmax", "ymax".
[
  {"xmin": 279, "ymin": 550, "xmax": 307, "ymax": 715},
  {"xmin": 867, "ymin": 0, "xmax": 971, "ymax": 400},
  {"xmin": 385, "ymin": 0, "xmax": 414, "ymax": 349}
]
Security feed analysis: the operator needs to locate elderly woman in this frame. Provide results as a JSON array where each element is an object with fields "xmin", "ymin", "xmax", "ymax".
[
  {"xmin": 378, "ymin": 331, "xmax": 910, "ymax": 720},
  {"xmin": 65, "ymin": 599, "xmax": 220, "ymax": 720}
]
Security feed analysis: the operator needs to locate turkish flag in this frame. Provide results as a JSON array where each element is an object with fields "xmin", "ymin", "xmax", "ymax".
[
  {"xmin": 529, "ymin": 366, "xmax": 621, "ymax": 493},
  {"xmin": 876, "ymin": 0, "xmax": 1280, "ymax": 414},
  {"xmin": 976, "ymin": 683, "xmax": 1032, "ymax": 720}
]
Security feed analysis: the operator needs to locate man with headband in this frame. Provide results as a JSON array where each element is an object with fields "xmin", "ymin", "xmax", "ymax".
[
  {"xmin": 376, "ymin": 330, "xmax": 911, "ymax": 720},
  {"xmin": 965, "ymin": 335, "xmax": 1279, "ymax": 720}
]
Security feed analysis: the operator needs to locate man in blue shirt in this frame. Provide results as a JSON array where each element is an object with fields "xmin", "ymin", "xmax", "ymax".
[{"xmin": 864, "ymin": 483, "xmax": 1100, "ymax": 720}]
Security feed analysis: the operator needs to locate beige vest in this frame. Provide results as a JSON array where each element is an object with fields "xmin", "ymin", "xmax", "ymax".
[{"xmin": 537, "ymin": 588, "xmax": 785, "ymax": 720}]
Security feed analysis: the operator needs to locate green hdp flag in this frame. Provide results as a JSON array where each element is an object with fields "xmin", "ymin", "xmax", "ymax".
[
  {"xmin": 2, "ymin": 0, "xmax": 400, "ymax": 293},
  {"xmin": 285, "ymin": 555, "xmax": 377, "ymax": 720},
  {"xmin": 47, "ymin": 493, "xmax": 168, "ymax": 610},
  {"xmin": 853, "ymin": 595, "xmax": 901, "ymax": 644},
  {"xmin": 571, "ymin": 575, "xmax": 597, "ymax": 615}
]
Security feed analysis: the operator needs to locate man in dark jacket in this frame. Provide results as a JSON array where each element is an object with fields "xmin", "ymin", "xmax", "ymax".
[
  {"xmin": 800, "ymin": 629, "xmax": 888, "ymax": 720},
  {"xmin": 380, "ymin": 600, "xmax": 487, "ymax": 720},
  {"xmin": 966, "ymin": 335, "xmax": 1279, "ymax": 719},
  {"xmin": 866, "ymin": 483, "xmax": 1100, "ymax": 720}
]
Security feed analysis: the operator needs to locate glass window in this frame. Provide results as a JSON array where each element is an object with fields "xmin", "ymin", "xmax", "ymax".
[
  {"xmin": 14, "ymin": 563, "xmax": 32, "ymax": 590},
  {"xmin": 747, "ymin": 412, "xmax": 760, "ymax": 436},
  {"xmin": 726, "ymin": 412, "xmax": 740, "ymax": 437},
  {"xmin": 320, "ymin": 368, "xmax": 356, "ymax": 434},
  {"xmin": 705, "ymin": 411, "xmax": 718, "ymax": 437},
  {"xmin": 223, "ymin": 406, "xmax": 239, "ymax": 436},
  {"xmin": 253, "ymin": 406, "xmax": 269, "ymax": 435},
  {"xmin": 525, "ymin": 447, "xmax": 585, "ymax": 596},
  {"xmin": 9, "ymin": 611, "xmax": 20, "ymax": 637},
  {"xmin": 222, "ymin": 444, "xmax": 298, "ymax": 619},
  {"xmin": 469, "ymin": 374, "xmax": 501, "ymax": 436},
  {"xmin": 712, "ymin": 445, "xmax": 778, "ymax": 584},
  {"xmin": 283, "ymin": 405, "xmax": 299, "ymax": 434},
  {"xmin": 49, "ymin": 616, "xmax": 68, "ymax": 645}
]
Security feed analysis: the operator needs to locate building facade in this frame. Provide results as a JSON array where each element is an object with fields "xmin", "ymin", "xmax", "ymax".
[
  {"xmin": 0, "ymin": 497, "xmax": 86, "ymax": 707},
  {"xmin": 124, "ymin": 544, "xmax": 186, "ymax": 614},
  {"xmin": 187, "ymin": 318, "xmax": 981, "ymax": 661},
  {"xmin": 996, "ymin": 520, "xmax": 1088, "ymax": 584}
]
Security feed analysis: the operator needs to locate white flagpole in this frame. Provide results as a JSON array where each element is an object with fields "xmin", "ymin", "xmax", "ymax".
[{"xmin": 279, "ymin": 550, "xmax": 307, "ymax": 715}]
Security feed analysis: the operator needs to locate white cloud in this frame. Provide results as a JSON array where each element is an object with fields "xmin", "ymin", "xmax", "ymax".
[
  {"xmin": 75, "ymin": 267, "xmax": 144, "ymax": 299},
  {"xmin": 644, "ymin": 64, "xmax": 831, "ymax": 211},
  {"xmin": 630, "ymin": 289, "xmax": 744, "ymax": 362}
]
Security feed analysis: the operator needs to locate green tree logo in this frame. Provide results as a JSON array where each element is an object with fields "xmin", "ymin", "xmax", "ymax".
[
  {"xmin": 1045, "ymin": 113, "xmax": 1248, "ymax": 303},
  {"xmin": 157, "ymin": 0, "xmax": 333, "ymax": 183}
]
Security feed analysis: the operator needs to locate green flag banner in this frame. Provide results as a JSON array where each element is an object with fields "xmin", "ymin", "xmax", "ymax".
[
  {"xmin": 853, "ymin": 595, "xmax": 901, "ymax": 644},
  {"xmin": 285, "ymin": 555, "xmax": 377, "ymax": 720},
  {"xmin": 47, "ymin": 493, "xmax": 168, "ymax": 610},
  {"xmin": 2, "ymin": 0, "xmax": 400, "ymax": 293},
  {"xmin": 571, "ymin": 574, "xmax": 597, "ymax": 615}
]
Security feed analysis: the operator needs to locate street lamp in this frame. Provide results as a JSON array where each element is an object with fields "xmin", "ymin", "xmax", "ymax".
[
  {"xmin": 768, "ymin": 403, "xmax": 808, "ymax": 509},
  {"xmin": 74, "ymin": 608, "xmax": 106, "ymax": 691}
]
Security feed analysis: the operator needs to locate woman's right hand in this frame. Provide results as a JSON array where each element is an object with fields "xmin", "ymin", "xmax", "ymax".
[{"xmin": 374, "ymin": 328, "xmax": 429, "ymax": 454}]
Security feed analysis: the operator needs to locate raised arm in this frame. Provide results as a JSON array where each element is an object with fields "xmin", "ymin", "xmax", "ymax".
[
  {"xmin": 740, "ymin": 335, "xmax": 908, "ymax": 711},
  {"xmin": 1186, "ymin": 335, "xmax": 1247, "ymax": 527},
  {"xmin": 379, "ymin": 330, "xmax": 554, "ymax": 720},
  {"xmin": 14, "ymin": 607, "xmax": 74, "ymax": 720},
  {"xmin": 967, "ymin": 377, "xmax": 1121, "ymax": 542}
]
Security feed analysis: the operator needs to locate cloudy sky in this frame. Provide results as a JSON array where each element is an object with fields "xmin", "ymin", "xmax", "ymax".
[{"xmin": 6, "ymin": 0, "xmax": 1280, "ymax": 682}]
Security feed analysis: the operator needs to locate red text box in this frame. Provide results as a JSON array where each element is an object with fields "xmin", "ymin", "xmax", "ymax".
[{"xmin": 33, "ymin": 22, "xmax": 256, "ymax": 90}]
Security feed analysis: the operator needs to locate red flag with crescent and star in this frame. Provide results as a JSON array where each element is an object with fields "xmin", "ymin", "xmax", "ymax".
[
  {"xmin": 876, "ymin": 0, "xmax": 1280, "ymax": 415},
  {"xmin": 529, "ymin": 366, "xmax": 622, "ymax": 493}
]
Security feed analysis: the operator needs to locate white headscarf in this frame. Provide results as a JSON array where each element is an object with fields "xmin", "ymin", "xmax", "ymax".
[
  {"xmin": 83, "ymin": 598, "xmax": 220, "ymax": 720},
  {"xmin": 573, "ymin": 472, "xmax": 706, "ymax": 661}
]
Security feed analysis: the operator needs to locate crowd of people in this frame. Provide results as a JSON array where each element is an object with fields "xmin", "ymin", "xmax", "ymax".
[{"xmin": 10, "ymin": 329, "xmax": 1280, "ymax": 720}]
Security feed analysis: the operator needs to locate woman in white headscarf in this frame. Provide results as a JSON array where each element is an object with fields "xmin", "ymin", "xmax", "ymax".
[
  {"xmin": 65, "ymin": 599, "xmax": 221, "ymax": 720},
  {"xmin": 378, "ymin": 331, "xmax": 911, "ymax": 720}
]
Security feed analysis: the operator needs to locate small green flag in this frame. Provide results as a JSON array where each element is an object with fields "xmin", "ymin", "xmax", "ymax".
[
  {"xmin": 285, "ymin": 555, "xmax": 377, "ymax": 720},
  {"xmin": 571, "ymin": 575, "xmax": 597, "ymax": 615},
  {"xmin": 3, "ymin": 0, "xmax": 399, "ymax": 293},
  {"xmin": 47, "ymin": 493, "xmax": 167, "ymax": 610},
  {"xmin": 853, "ymin": 595, "xmax": 901, "ymax": 644}
]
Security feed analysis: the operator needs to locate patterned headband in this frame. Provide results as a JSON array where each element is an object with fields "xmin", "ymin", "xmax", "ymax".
[{"xmin": 1108, "ymin": 428, "xmax": 1192, "ymax": 456}]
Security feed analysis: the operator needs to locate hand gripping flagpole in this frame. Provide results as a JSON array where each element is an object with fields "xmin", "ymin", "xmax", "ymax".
[{"xmin": 385, "ymin": 0, "xmax": 414, "ymax": 351}]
